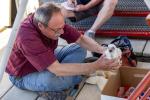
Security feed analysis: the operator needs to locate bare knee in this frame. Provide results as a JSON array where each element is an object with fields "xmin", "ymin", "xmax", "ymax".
[
  {"xmin": 104, "ymin": 0, "xmax": 118, "ymax": 7},
  {"xmin": 111, "ymin": 0, "xmax": 118, "ymax": 6}
]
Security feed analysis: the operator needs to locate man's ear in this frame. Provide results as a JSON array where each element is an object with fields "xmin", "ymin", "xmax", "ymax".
[{"xmin": 38, "ymin": 22, "xmax": 45, "ymax": 30}]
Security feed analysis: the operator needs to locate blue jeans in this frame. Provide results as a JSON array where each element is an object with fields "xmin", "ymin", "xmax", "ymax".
[{"xmin": 9, "ymin": 43, "xmax": 87, "ymax": 92}]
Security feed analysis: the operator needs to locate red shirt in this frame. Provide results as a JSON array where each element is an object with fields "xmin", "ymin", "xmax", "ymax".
[{"xmin": 6, "ymin": 14, "xmax": 81, "ymax": 77}]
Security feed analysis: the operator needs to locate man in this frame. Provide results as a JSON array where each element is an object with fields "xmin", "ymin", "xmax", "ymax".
[
  {"xmin": 61, "ymin": 0, "xmax": 118, "ymax": 38},
  {"xmin": 6, "ymin": 2, "xmax": 119, "ymax": 99}
]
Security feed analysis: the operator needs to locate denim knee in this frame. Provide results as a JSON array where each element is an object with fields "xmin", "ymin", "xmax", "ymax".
[
  {"xmin": 42, "ymin": 75, "xmax": 82, "ymax": 91},
  {"xmin": 60, "ymin": 75, "xmax": 82, "ymax": 89},
  {"xmin": 74, "ymin": 44, "xmax": 87, "ymax": 56},
  {"xmin": 78, "ymin": 47, "xmax": 87, "ymax": 61},
  {"xmin": 9, "ymin": 76, "xmax": 25, "ymax": 89}
]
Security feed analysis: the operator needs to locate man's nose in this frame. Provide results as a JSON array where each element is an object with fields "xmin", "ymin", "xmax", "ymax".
[{"xmin": 60, "ymin": 29, "xmax": 64, "ymax": 34}]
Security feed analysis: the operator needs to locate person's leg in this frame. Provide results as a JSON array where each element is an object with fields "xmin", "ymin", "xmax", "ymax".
[
  {"xmin": 9, "ymin": 70, "xmax": 82, "ymax": 92},
  {"xmin": 86, "ymin": 0, "xmax": 118, "ymax": 38},
  {"xmin": 55, "ymin": 43, "xmax": 87, "ymax": 63},
  {"xmin": 85, "ymin": 0, "xmax": 118, "ymax": 39},
  {"xmin": 9, "ymin": 43, "xmax": 86, "ymax": 92}
]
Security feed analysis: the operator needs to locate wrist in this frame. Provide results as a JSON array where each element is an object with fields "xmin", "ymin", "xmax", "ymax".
[{"xmin": 91, "ymin": 61, "xmax": 100, "ymax": 70}]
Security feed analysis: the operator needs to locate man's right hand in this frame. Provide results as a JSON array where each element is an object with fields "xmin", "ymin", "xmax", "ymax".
[{"xmin": 94, "ymin": 54, "xmax": 121, "ymax": 70}]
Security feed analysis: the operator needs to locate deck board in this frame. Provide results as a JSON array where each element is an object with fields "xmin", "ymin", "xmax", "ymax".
[
  {"xmin": 2, "ymin": 86, "xmax": 38, "ymax": 100},
  {"xmin": 76, "ymin": 84, "xmax": 101, "ymax": 100},
  {"xmin": 0, "ymin": 73, "xmax": 13, "ymax": 99},
  {"xmin": 143, "ymin": 40, "xmax": 150, "ymax": 56}
]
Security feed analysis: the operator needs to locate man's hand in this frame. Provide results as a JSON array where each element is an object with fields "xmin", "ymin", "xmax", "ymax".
[
  {"xmin": 95, "ymin": 54, "xmax": 121, "ymax": 70},
  {"xmin": 75, "ymin": 4, "xmax": 87, "ymax": 11}
]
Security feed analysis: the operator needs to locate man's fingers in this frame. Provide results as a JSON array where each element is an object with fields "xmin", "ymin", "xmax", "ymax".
[{"xmin": 107, "ymin": 58, "xmax": 121, "ymax": 69}]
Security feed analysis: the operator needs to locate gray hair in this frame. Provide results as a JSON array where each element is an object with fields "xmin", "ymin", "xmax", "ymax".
[{"xmin": 34, "ymin": 2, "xmax": 61, "ymax": 27}]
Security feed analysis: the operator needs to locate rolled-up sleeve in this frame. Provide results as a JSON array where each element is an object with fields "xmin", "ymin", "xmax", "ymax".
[{"xmin": 61, "ymin": 24, "xmax": 81, "ymax": 43}]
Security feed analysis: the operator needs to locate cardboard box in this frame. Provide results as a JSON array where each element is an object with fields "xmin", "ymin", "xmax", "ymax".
[{"xmin": 101, "ymin": 67, "xmax": 150, "ymax": 100}]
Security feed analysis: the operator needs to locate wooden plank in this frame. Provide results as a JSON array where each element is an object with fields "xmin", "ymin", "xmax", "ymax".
[
  {"xmin": 143, "ymin": 40, "xmax": 150, "ymax": 56},
  {"xmin": 137, "ymin": 62, "xmax": 150, "ymax": 69},
  {"xmin": 0, "ymin": 73, "xmax": 13, "ymax": 99},
  {"xmin": 76, "ymin": 84, "xmax": 101, "ymax": 100},
  {"xmin": 2, "ymin": 86, "xmax": 38, "ymax": 100},
  {"xmin": 130, "ymin": 39, "xmax": 146, "ymax": 55}
]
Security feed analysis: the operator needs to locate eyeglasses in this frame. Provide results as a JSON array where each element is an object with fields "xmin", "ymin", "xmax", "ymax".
[{"xmin": 46, "ymin": 25, "xmax": 63, "ymax": 35}]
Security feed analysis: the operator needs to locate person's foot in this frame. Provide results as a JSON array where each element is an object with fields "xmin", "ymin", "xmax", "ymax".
[{"xmin": 84, "ymin": 30, "xmax": 95, "ymax": 39}]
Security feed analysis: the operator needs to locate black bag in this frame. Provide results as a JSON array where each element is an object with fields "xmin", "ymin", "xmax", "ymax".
[
  {"xmin": 91, "ymin": 36, "xmax": 137, "ymax": 67},
  {"xmin": 76, "ymin": 0, "xmax": 90, "ymax": 5}
]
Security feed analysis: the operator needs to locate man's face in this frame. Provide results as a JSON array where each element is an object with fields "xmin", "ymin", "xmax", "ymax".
[{"xmin": 42, "ymin": 12, "xmax": 65, "ymax": 40}]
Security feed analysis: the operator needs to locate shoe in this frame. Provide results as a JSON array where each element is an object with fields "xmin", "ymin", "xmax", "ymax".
[
  {"xmin": 37, "ymin": 92, "xmax": 49, "ymax": 100},
  {"xmin": 48, "ymin": 91, "xmax": 67, "ymax": 100},
  {"xmin": 84, "ymin": 31, "xmax": 95, "ymax": 39},
  {"xmin": 38, "ymin": 91, "xmax": 67, "ymax": 100}
]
